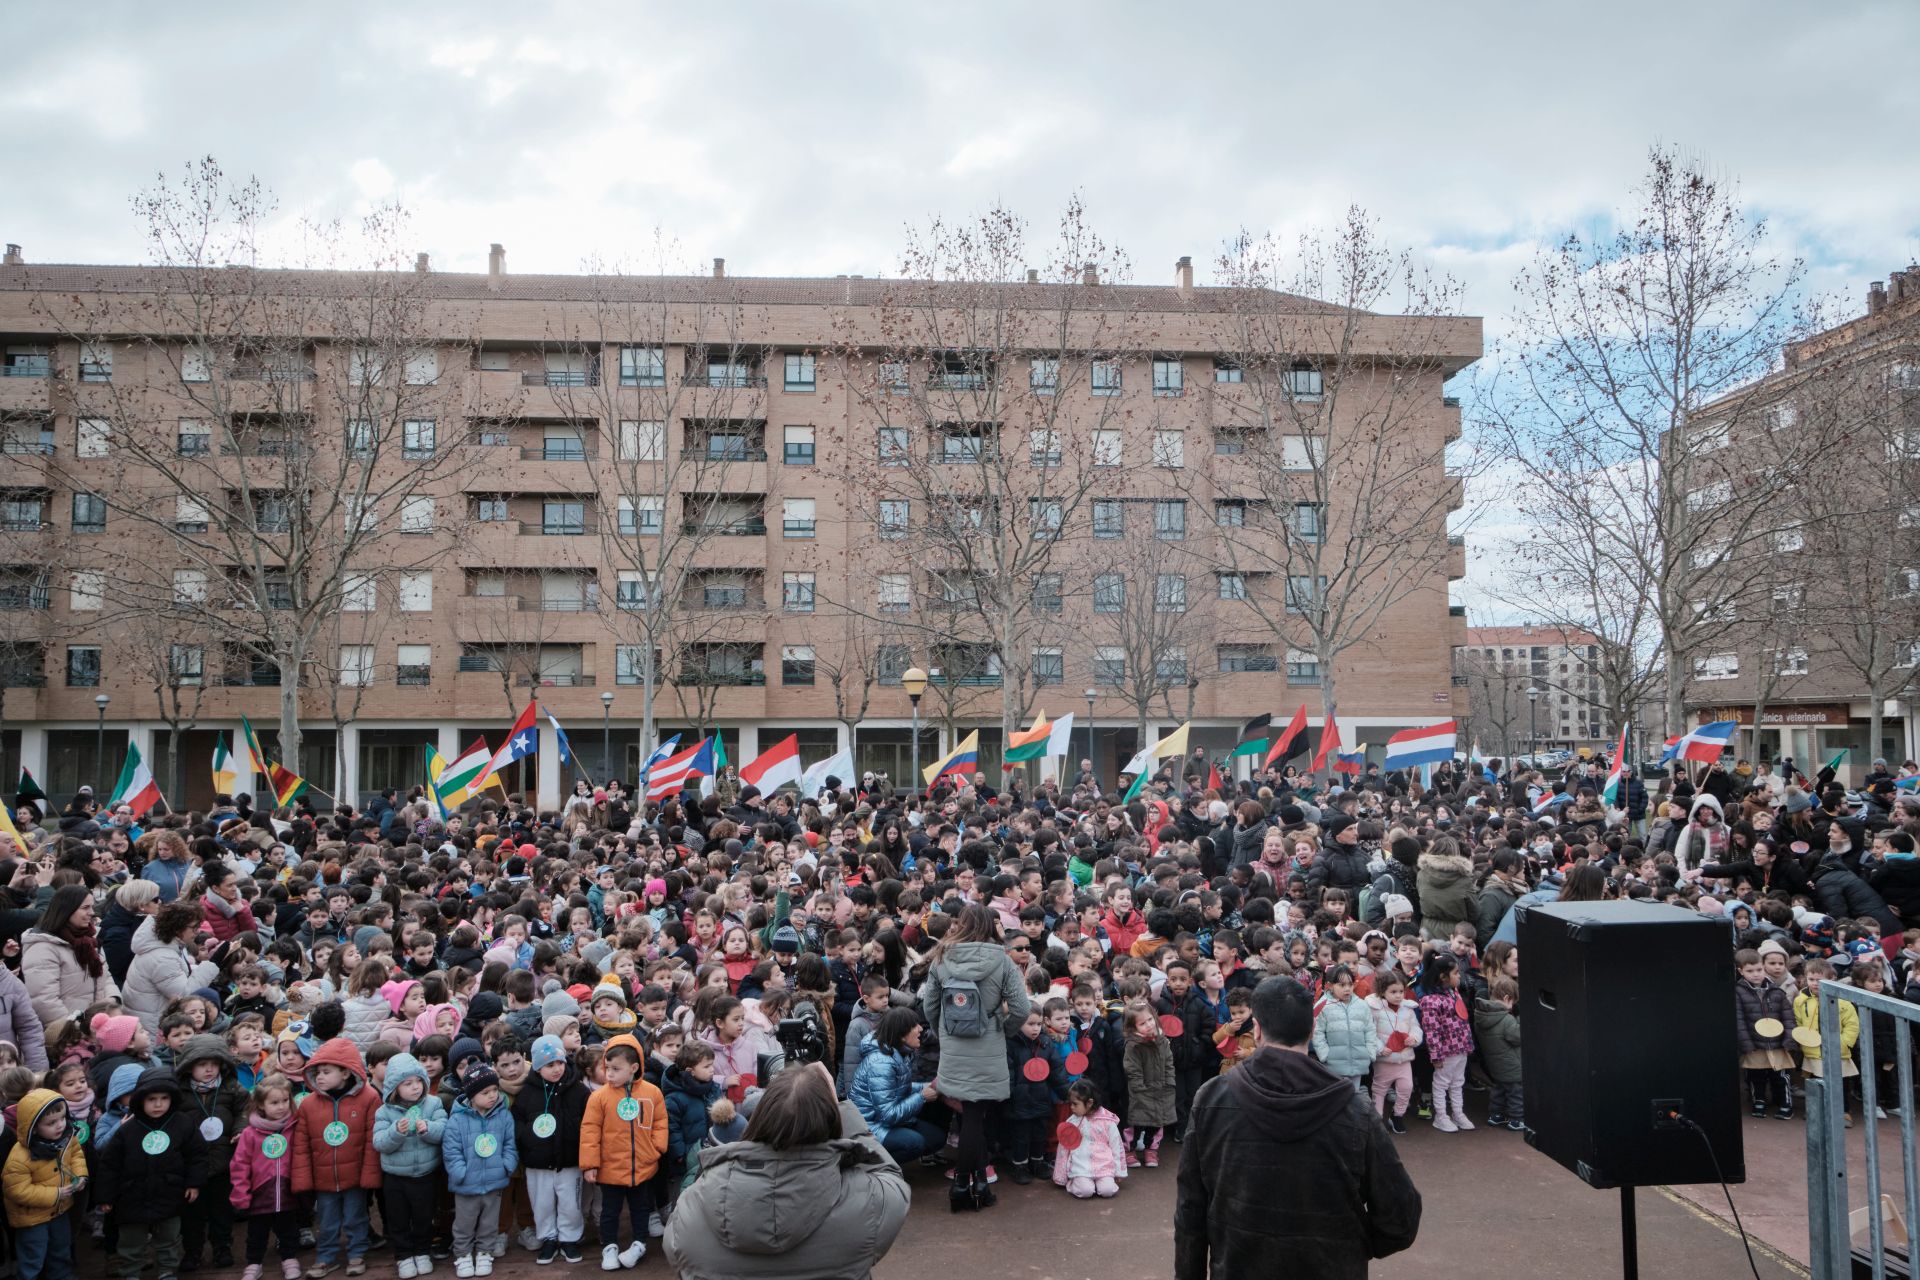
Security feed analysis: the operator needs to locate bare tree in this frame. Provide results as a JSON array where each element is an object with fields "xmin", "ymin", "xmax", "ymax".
[
  {"xmin": 813, "ymin": 608, "xmax": 885, "ymax": 765},
  {"xmin": 1090, "ymin": 530, "xmax": 1212, "ymax": 741},
  {"xmin": 120, "ymin": 620, "xmax": 210, "ymax": 806}
]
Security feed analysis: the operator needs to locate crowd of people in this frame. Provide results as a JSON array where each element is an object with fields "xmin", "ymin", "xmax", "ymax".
[{"xmin": 0, "ymin": 738, "xmax": 1906, "ymax": 1280}]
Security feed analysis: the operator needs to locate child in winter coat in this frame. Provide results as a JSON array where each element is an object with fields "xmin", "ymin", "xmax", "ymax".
[
  {"xmin": 93, "ymin": 1067, "xmax": 211, "ymax": 1280},
  {"xmin": 290, "ymin": 1037, "xmax": 383, "ymax": 1276},
  {"xmin": 509, "ymin": 1036, "xmax": 589, "ymax": 1266},
  {"xmin": 1474, "ymin": 977, "xmax": 1524, "ymax": 1131},
  {"xmin": 1005, "ymin": 1010, "xmax": 1067, "ymax": 1184},
  {"xmin": 174, "ymin": 1033, "xmax": 249, "ymax": 1269},
  {"xmin": 1070, "ymin": 982, "xmax": 1128, "ymax": 1119},
  {"xmin": 1311, "ymin": 965, "xmax": 1379, "ymax": 1094},
  {"xmin": 1795, "ymin": 958, "xmax": 1860, "ymax": 1126},
  {"xmin": 228, "ymin": 1074, "xmax": 301, "ymax": 1280},
  {"xmin": 578, "ymin": 1037, "xmax": 667, "ymax": 1271},
  {"xmin": 1052, "ymin": 1080, "xmax": 1126, "ymax": 1200},
  {"xmin": 661, "ymin": 1042, "xmax": 724, "ymax": 1188},
  {"xmin": 1212, "ymin": 989, "xmax": 1258, "ymax": 1073},
  {"xmin": 371, "ymin": 1052, "xmax": 447, "ymax": 1279},
  {"xmin": 1367, "ymin": 974, "xmax": 1423, "ymax": 1132},
  {"xmin": 1733, "ymin": 947, "xmax": 1794, "ymax": 1120},
  {"xmin": 442, "ymin": 1065, "xmax": 518, "ymax": 1278},
  {"xmin": 2, "ymin": 1089, "xmax": 87, "ymax": 1280},
  {"xmin": 1416, "ymin": 952, "xmax": 1476, "ymax": 1133},
  {"xmin": 1121, "ymin": 1004, "xmax": 1176, "ymax": 1168},
  {"xmin": 695, "ymin": 998, "xmax": 758, "ymax": 1100}
]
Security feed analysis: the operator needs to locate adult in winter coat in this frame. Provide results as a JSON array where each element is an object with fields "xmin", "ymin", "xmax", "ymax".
[
  {"xmin": 124, "ymin": 902, "xmax": 221, "ymax": 1036},
  {"xmin": 1308, "ymin": 817, "xmax": 1371, "ymax": 897},
  {"xmin": 664, "ymin": 1065, "xmax": 908, "ymax": 1280},
  {"xmin": 1228, "ymin": 802, "xmax": 1271, "ymax": 873},
  {"xmin": 1700, "ymin": 839, "xmax": 1811, "ymax": 900},
  {"xmin": 1810, "ymin": 851, "xmax": 1901, "ymax": 937},
  {"xmin": 919, "ymin": 903, "xmax": 1029, "ymax": 1194},
  {"xmin": 1869, "ymin": 833, "xmax": 1920, "ymax": 923},
  {"xmin": 1415, "ymin": 839, "xmax": 1476, "ymax": 942},
  {"xmin": 98, "ymin": 880, "xmax": 159, "ymax": 988},
  {"xmin": 1175, "ymin": 977, "xmax": 1420, "ymax": 1280},
  {"xmin": 198, "ymin": 862, "xmax": 258, "ymax": 945},
  {"xmin": 20, "ymin": 885, "xmax": 120, "ymax": 1030},
  {"xmin": 0, "ymin": 962, "xmax": 47, "ymax": 1070},
  {"xmin": 1672, "ymin": 794, "xmax": 1732, "ymax": 873},
  {"xmin": 848, "ymin": 1009, "xmax": 944, "ymax": 1161},
  {"xmin": 1474, "ymin": 851, "xmax": 1529, "ymax": 944}
]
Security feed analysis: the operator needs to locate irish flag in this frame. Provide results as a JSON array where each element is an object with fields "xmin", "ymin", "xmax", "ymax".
[
  {"xmin": 1601, "ymin": 725, "xmax": 1629, "ymax": 805},
  {"xmin": 211, "ymin": 735, "xmax": 238, "ymax": 795},
  {"xmin": 741, "ymin": 733, "xmax": 804, "ymax": 794},
  {"xmin": 110, "ymin": 743, "xmax": 163, "ymax": 817},
  {"xmin": 1122, "ymin": 722, "xmax": 1192, "ymax": 801},
  {"xmin": 1004, "ymin": 712, "xmax": 1054, "ymax": 765}
]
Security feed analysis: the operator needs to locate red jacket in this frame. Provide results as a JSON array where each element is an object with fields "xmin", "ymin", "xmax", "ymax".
[
  {"xmin": 290, "ymin": 1038, "xmax": 383, "ymax": 1193},
  {"xmin": 200, "ymin": 893, "xmax": 259, "ymax": 945},
  {"xmin": 1102, "ymin": 909, "xmax": 1146, "ymax": 957},
  {"xmin": 229, "ymin": 1113, "xmax": 296, "ymax": 1215}
]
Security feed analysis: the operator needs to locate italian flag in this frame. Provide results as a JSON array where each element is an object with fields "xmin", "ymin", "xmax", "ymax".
[
  {"xmin": 1004, "ymin": 712, "xmax": 1053, "ymax": 765},
  {"xmin": 1601, "ymin": 724, "xmax": 1629, "ymax": 806},
  {"xmin": 110, "ymin": 743, "xmax": 163, "ymax": 817},
  {"xmin": 211, "ymin": 735, "xmax": 238, "ymax": 795}
]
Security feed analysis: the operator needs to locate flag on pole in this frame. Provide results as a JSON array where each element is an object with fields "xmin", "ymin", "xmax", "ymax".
[
  {"xmin": 1333, "ymin": 748, "xmax": 1365, "ymax": 776},
  {"xmin": 1658, "ymin": 721, "xmax": 1736, "ymax": 766},
  {"xmin": 239, "ymin": 715, "xmax": 272, "ymax": 790},
  {"xmin": 1382, "ymin": 720, "xmax": 1457, "ymax": 771},
  {"xmin": 425, "ymin": 744, "xmax": 453, "ymax": 819},
  {"xmin": 801, "ymin": 748, "xmax": 855, "ymax": 798},
  {"xmin": 0, "ymin": 801, "xmax": 20, "ymax": 850},
  {"xmin": 701, "ymin": 734, "xmax": 732, "ymax": 798},
  {"xmin": 1206, "ymin": 761, "xmax": 1224, "ymax": 792},
  {"xmin": 1532, "ymin": 790, "xmax": 1576, "ymax": 817},
  {"xmin": 211, "ymin": 736, "xmax": 237, "ymax": 796},
  {"xmin": 1043, "ymin": 712, "xmax": 1076, "ymax": 759},
  {"xmin": 1824, "ymin": 748, "xmax": 1849, "ymax": 774},
  {"xmin": 1263, "ymin": 706, "xmax": 1310, "ymax": 769},
  {"xmin": 109, "ymin": 743, "xmax": 163, "ymax": 817},
  {"xmin": 1601, "ymin": 724, "xmax": 1630, "ymax": 806},
  {"xmin": 1230, "ymin": 714, "xmax": 1273, "ymax": 759},
  {"xmin": 436, "ymin": 738, "xmax": 496, "ymax": 807},
  {"xmin": 478, "ymin": 703, "xmax": 541, "ymax": 791},
  {"xmin": 239, "ymin": 715, "xmax": 306, "ymax": 806},
  {"xmin": 740, "ymin": 733, "xmax": 804, "ymax": 794},
  {"xmin": 1122, "ymin": 723, "xmax": 1193, "ymax": 801},
  {"xmin": 546, "ymin": 713, "xmax": 574, "ymax": 770},
  {"xmin": 922, "ymin": 731, "xmax": 980, "ymax": 788},
  {"xmin": 1003, "ymin": 712, "xmax": 1054, "ymax": 766},
  {"xmin": 642, "ymin": 736, "xmax": 681, "ymax": 771},
  {"xmin": 1309, "ymin": 713, "xmax": 1342, "ymax": 772},
  {"xmin": 648, "ymin": 737, "xmax": 716, "ymax": 802},
  {"xmin": 14, "ymin": 768, "xmax": 46, "ymax": 818}
]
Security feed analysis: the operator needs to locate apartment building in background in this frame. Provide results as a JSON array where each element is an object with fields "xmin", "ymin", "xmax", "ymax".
[
  {"xmin": 0, "ymin": 244, "xmax": 1477, "ymax": 809},
  {"xmin": 1456, "ymin": 624, "xmax": 1610, "ymax": 757}
]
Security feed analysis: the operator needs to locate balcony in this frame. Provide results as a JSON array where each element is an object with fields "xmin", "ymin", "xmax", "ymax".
[
  {"xmin": 679, "ymin": 670, "xmax": 766, "ymax": 687},
  {"xmin": 224, "ymin": 366, "xmax": 316, "ymax": 382},
  {"xmin": 217, "ymin": 672, "xmax": 282, "ymax": 687},
  {"xmin": 522, "ymin": 370, "xmax": 599, "ymax": 387},
  {"xmin": 518, "ymin": 444, "xmax": 597, "ymax": 462},
  {"xmin": 0, "ymin": 363, "xmax": 51, "ymax": 379},
  {"xmin": 679, "ymin": 446, "xmax": 769, "ymax": 463},
  {"xmin": 517, "ymin": 673, "xmax": 595, "ymax": 687},
  {"xmin": 518, "ymin": 521, "xmax": 588, "ymax": 537},
  {"xmin": 681, "ymin": 371, "xmax": 767, "ymax": 389},
  {"xmin": 928, "ymin": 672, "xmax": 1003, "ymax": 687},
  {"xmin": 0, "ymin": 359, "xmax": 54, "ymax": 411},
  {"xmin": 682, "ymin": 518, "xmax": 766, "ymax": 537},
  {"xmin": 0, "ymin": 439, "xmax": 54, "ymax": 456},
  {"xmin": 0, "ymin": 519, "xmax": 50, "ymax": 534},
  {"xmin": 396, "ymin": 665, "xmax": 432, "ymax": 687}
]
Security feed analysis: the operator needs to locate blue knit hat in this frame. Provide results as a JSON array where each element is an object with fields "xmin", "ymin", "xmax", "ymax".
[{"xmin": 530, "ymin": 1035, "xmax": 567, "ymax": 1073}]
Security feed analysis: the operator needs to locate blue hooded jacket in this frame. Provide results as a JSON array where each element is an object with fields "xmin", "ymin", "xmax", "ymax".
[
  {"xmin": 371, "ymin": 1053, "xmax": 448, "ymax": 1179},
  {"xmin": 90, "ymin": 1061, "xmax": 147, "ymax": 1152},
  {"xmin": 443, "ymin": 1090, "xmax": 517, "ymax": 1194}
]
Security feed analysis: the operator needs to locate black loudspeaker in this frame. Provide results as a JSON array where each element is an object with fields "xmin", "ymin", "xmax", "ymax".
[{"xmin": 1516, "ymin": 899, "xmax": 1744, "ymax": 1189}]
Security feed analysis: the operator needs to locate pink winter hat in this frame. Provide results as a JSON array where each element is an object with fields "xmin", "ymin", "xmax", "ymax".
[
  {"xmin": 91, "ymin": 1012, "xmax": 140, "ymax": 1054},
  {"xmin": 382, "ymin": 979, "xmax": 421, "ymax": 1017},
  {"xmin": 645, "ymin": 879, "xmax": 667, "ymax": 898}
]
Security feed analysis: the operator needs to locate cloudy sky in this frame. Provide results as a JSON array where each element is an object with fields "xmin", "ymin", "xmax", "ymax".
[{"xmin": 6, "ymin": 0, "xmax": 1916, "ymax": 611}]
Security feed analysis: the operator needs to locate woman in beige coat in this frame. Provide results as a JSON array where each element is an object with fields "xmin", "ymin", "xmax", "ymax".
[{"xmin": 20, "ymin": 885, "xmax": 120, "ymax": 1028}]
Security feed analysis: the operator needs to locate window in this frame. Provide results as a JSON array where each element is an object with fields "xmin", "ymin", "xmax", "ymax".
[
  {"xmin": 617, "ymin": 420, "xmax": 665, "ymax": 462},
  {"xmin": 765, "ymin": 496, "xmax": 812, "ymax": 539},
  {"xmin": 1030, "ymin": 358, "xmax": 1059, "ymax": 395},
  {"xmin": 782, "ymin": 353, "xmax": 816, "ymax": 392},
  {"xmin": 1152, "ymin": 358, "xmax": 1184, "ymax": 397},
  {"xmin": 1685, "ymin": 479, "xmax": 1731, "ymax": 512},
  {"xmin": 542, "ymin": 501, "xmax": 585, "ymax": 535},
  {"xmin": 70, "ymin": 569, "xmax": 103, "ymax": 612},
  {"xmin": 1028, "ymin": 428, "xmax": 1061, "ymax": 467},
  {"xmin": 1692, "ymin": 420, "xmax": 1731, "ymax": 453},
  {"xmin": 1691, "ymin": 540, "xmax": 1730, "ymax": 568},
  {"xmin": 1153, "ymin": 499, "xmax": 1186, "ymax": 541},
  {"xmin": 1693, "ymin": 652, "xmax": 1739, "ymax": 681},
  {"xmin": 1903, "ymin": 505, "xmax": 1920, "ymax": 530},
  {"xmin": 880, "ymin": 361, "xmax": 911, "ymax": 395},
  {"xmin": 878, "ymin": 573, "xmax": 910, "ymax": 614},
  {"xmin": 402, "ymin": 349, "xmax": 438, "ymax": 385},
  {"xmin": 1091, "ymin": 360, "xmax": 1122, "ymax": 397},
  {"xmin": 476, "ymin": 499, "xmax": 509, "ymax": 523},
  {"xmin": 1218, "ymin": 572, "xmax": 1247, "ymax": 600},
  {"xmin": 1093, "ymin": 646, "xmax": 1124, "ymax": 684},
  {"xmin": 1901, "ymin": 568, "xmax": 1920, "ymax": 599},
  {"xmin": 877, "ymin": 499, "xmax": 908, "ymax": 539},
  {"xmin": 71, "ymin": 493, "xmax": 105, "ymax": 533},
  {"xmin": 1213, "ymin": 359, "xmax": 1243, "ymax": 383},
  {"xmin": 399, "ymin": 572, "xmax": 431, "ymax": 612},
  {"xmin": 1892, "ymin": 427, "xmax": 1920, "ymax": 461},
  {"xmin": 1152, "ymin": 430, "xmax": 1185, "ymax": 468},
  {"xmin": 1290, "ymin": 502, "xmax": 1325, "ymax": 543},
  {"xmin": 396, "ymin": 644, "xmax": 431, "ymax": 686},
  {"xmin": 79, "ymin": 342, "xmax": 112, "ymax": 383},
  {"xmin": 170, "ymin": 644, "xmax": 203, "ymax": 685},
  {"xmin": 1286, "ymin": 648, "xmax": 1319, "ymax": 685},
  {"xmin": 1033, "ymin": 647, "xmax": 1064, "ymax": 685},
  {"xmin": 1281, "ymin": 435, "xmax": 1322, "ymax": 470},
  {"xmin": 175, "ymin": 496, "xmax": 209, "ymax": 533},
  {"xmin": 1029, "ymin": 498, "xmax": 1062, "ymax": 540},
  {"xmin": 783, "ymin": 571, "xmax": 815, "ymax": 612},
  {"xmin": 615, "ymin": 571, "xmax": 652, "ymax": 612},
  {"xmin": 1775, "ymin": 647, "xmax": 1809, "ymax": 676},
  {"xmin": 342, "ymin": 573, "xmax": 376, "ymax": 612},
  {"xmin": 620, "ymin": 346, "xmax": 666, "ymax": 387},
  {"xmin": 76, "ymin": 418, "xmax": 109, "ymax": 458},
  {"xmin": 347, "ymin": 348, "xmax": 384, "ymax": 385},
  {"xmin": 1215, "ymin": 500, "xmax": 1246, "ymax": 527},
  {"xmin": 783, "ymin": 424, "xmax": 815, "ymax": 466},
  {"xmin": 402, "ymin": 419, "xmax": 435, "ymax": 459},
  {"xmin": 619, "ymin": 495, "xmax": 664, "ymax": 536},
  {"xmin": 339, "ymin": 645, "xmax": 374, "ymax": 687},
  {"xmin": 1219, "ymin": 644, "xmax": 1278, "ymax": 673},
  {"xmin": 344, "ymin": 496, "xmax": 373, "ymax": 534},
  {"xmin": 177, "ymin": 421, "xmax": 212, "ymax": 456},
  {"xmin": 782, "ymin": 645, "xmax": 816, "ymax": 685},
  {"xmin": 263, "ymin": 571, "xmax": 294, "ymax": 610},
  {"xmin": 1032, "ymin": 573, "xmax": 1062, "ymax": 613},
  {"xmin": 346, "ymin": 419, "xmax": 376, "ymax": 457},
  {"xmin": 1093, "ymin": 499, "xmax": 1125, "ymax": 539},
  {"xmin": 180, "ymin": 346, "xmax": 211, "ymax": 383},
  {"xmin": 1093, "ymin": 573, "xmax": 1124, "ymax": 613},
  {"xmin": 401, "ymin": 495, "xmax": 434, "ymax": 533},
  {"xmin": 940, "ymin": 424, "xmax": 990, "ymax": 463},
  {"xmin": 1901, "ymin": 639, "xmax": 1920, "ymax": 669},
  {"xmin": 1773, "ymin": 528, "xmax": 1804, "ymax": 553},
  {"xmin": 65, "ymin": 645, "xmax": 100, "ymax": 687},
  {"xmin": 1286, "ymin": 574, "xmax": 1326, "ymax": 613},
  {"xmin": 1091, "ymin": 428, "xmax": 1122, "ymax": 466},
  {"xmin": 172, "ymin": 569, "xmax": 208, "ymax": 604},
  {"xmin": 932, "ymin": 353, "xmax": 987, "ymax": 390},
  {"xmin": 877, "ymin": 644, "xmax": 911, "ymax": 685},
  {"xmin": 1155, "ymin": 574, "xmax": 1188, "ymax": 613},
  {"xmin": 616, "ymin": 645, "xmax": 656, "ymax": 686},
  {"xmin": 1155, "ymin": 648, "xmax": 1188, "ymax": 685},
  {"xmin": 1770, "ymin": 402, "xmax": 1799, "ymax": 432},
  {"xmin": 877, "ymin": 426, "xmax": 910, "ymax": 466},
  {"xmin": 1286, "ymin": 365, "xmax": 1324, "ymax": 400}
]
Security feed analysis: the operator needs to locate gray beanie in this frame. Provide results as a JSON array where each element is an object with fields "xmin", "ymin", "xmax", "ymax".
[{"xmin": 541, "ymin": 989, "xmax": 581, "ymax": 1021}]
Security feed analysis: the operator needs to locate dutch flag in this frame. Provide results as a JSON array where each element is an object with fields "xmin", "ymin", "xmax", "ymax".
[{"xmin": 1382, "ymin": 720, "xmax": 1457, "ymax": 772}]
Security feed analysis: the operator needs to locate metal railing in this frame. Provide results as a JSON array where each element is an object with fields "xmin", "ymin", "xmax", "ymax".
[
  {"xmin": 0, "ymin": 440, "xmax": 53, "ymax": 455},
  {"xmin": 517, "ymin": 673, "xmax": 595, "ymax": 687},
  {"xmin": 0, "ymin": 363, "xmax": 52, "ymax": 378},
  {"xmin": 681, "ymin": 372, "xmax": 766, "ymax": 388},
  {"xmin": 680, "ymin": 446, "xmax": 769, "ymax": 462},
  {"xmin": 520, "ymin": 445, "xmax": 595, "ymax": 462},
  {"xmin": 523, "ymin": 370, "xmax": 599, "ymax": 387},
  {"xmin": 1809, "ymin": 980, "xmax": 1920, "ymax": 1278},
  {"xmin": 681, "ymin": 518, "xmax": 766, "ymax": 536},
  {"xmin": 519, "ymin": 520, "xmax": 588, "ymax": 537}
]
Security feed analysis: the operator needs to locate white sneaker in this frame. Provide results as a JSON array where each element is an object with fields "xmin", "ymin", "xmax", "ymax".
[
  {"xmin": 647, "ymin": 1213, "xmax": 665, "ymax": 1239},
  {"xmin": 1453, "ymin": 1113, "xmax": 1475, "ymax": 1131},
  {"xmin": 601, "ymin": 1246, "xmax": 621, "ymax": 1273},
  {"xmin": 618, "ymin": 1241, "xmax": 647, "ymax": 1269},
  {"xmin": 490, "ymin": 1234, "xmax": 507, "ymax": 1259},
  {"xmin": 399, "ymin": 1260, "xmax": 418, "ymax": 1280},
  {"xmin": 1433, "ymin": 1114, "xmax": 1458, "ymax": 1133},
  {"xmin": 413, "ymin": 1258, "xmax": 434, "ymax": 1276},
  {"xmin": 453, "ymin": 1257, "xmax": 475, "ymax": 1280},
  {"xmin": 474, "ymin": 1255, "xmax": 493, "ymax": 1277}
]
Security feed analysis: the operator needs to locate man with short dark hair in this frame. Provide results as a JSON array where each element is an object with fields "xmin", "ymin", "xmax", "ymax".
[{"xmin": 1175, "ymin": 976, "xmax": 1420, "ymax": 1279}]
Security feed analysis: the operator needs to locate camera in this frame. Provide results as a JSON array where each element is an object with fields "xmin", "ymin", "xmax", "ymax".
[{"xmin": 776, "ymin": 1006, "xmax": 831, "ymax": 1067}]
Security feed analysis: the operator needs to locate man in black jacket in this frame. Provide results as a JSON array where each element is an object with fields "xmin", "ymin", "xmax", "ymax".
[{"xmin": 1175, "ymin": 976, "xmax": 1420, "ymax": 1280}]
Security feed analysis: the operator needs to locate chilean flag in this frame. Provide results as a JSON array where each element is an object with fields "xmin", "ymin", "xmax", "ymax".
[
  {"xmin": 740, "ymin": 733, "xmax": 804, "ymax": 794},
  {"xmin": 1660, "ymin": 721, "xmax": 1736, "ymax": 765},
  {"xmin": 1382, "ymin": 720, "xmax": 1457, "ymax": 771}
]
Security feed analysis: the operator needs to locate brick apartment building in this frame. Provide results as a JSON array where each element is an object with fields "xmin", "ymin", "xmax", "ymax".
[
  {"xmin": 1456, "ymin": 625, "xmax": 1607, "ymax": 756},
  {"xmin": 0, "ymin": 244, "xmax": 1477, "ymax": 809}
]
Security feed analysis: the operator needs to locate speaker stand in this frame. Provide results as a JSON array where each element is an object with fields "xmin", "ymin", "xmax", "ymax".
[{"xmin": 1620, "ymin": 1186, "xmax": 1638, "ymax": 1280}]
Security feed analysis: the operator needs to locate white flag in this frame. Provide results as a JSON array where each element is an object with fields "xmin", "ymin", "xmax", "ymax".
[
  {"xmin": 800, "ymin": 749, "xmax": 855, "ymax": 798},
  {"xmin": 1044, "ymin": 713, "xmax": 1076, "ymax": 758}
]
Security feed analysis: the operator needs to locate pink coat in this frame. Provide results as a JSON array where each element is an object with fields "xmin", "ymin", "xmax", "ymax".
[
  {"xmin": 229, "ymin": 1114, "xmax": 297, "ymax": 1215},
  {"xmin": 699, "ymin": 1028, "xmax": 759, "ymax": 1084},
  {"xmin": 1052, "ymin": 1107, "xmax": 1128, "ymax": 1186}
]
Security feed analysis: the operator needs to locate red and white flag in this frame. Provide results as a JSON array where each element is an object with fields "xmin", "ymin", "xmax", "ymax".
[{"xmin": 740, "ymin": 733, "xmax": 803, "ymax": 794}]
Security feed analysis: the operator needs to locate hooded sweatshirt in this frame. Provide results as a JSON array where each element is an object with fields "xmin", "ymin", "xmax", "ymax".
[
  {"xmin": 291, "ymin": 1038, "xmax": 383, "ymax": 1193},
  {"xmin": 173, "ymin": 1034, "xmax": 248, "ymax": 1162},
  {"xmin": 91, "ymin": 1062, "xmax": 147, "ymax": 1155},
  {"xmin": 1174, "ymin": 1047, "xmax": 1421, "ymax": 1280},
  {"xmin": 2, "ymin": 1089, "xmax": 87, "ymax": 1228},
  {"xmin": 371, "ymin": 1053, "xmax": 448, "ymax": 1179}
]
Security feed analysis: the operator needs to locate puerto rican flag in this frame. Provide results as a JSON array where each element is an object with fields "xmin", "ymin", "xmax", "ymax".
[
  {"xmin": 1660, "ymin": 721, "xmax": 1736, "ymax": 766},
  {"xmin": 1382, "ymin": 720, "xmax": 1457, "ymax": 771},
  {"xmin": 647, "ymin": 737, "xmax": 717, "ymax": 803}
]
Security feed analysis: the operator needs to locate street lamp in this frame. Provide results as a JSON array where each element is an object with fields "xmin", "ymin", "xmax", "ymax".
[
  {"xmin": 1085, "ymin": 688, "xmax": 1098, "ymax": 789},
  {"xmin": 902, "ymin": 667, "xmax": 928, "ymax": 796},
  {"xmin": 600, "ymin": 690, "xmax": 615, "ymax": 783},
  {"xmin": 94, "ymin": 693, "xmax": 110, "ymax": 799},
  {"xmin": 1526, "ymin": 685, "xmax": 1540, "ymax": 762}
]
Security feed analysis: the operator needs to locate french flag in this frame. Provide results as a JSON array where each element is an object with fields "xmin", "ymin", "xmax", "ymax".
[
  {"xmin": 1660, "ymin": 721, "xmax": 1736, "ymax": 765},
  {"xmin": 1382, "ymin": 720, "xmax": 1457, "ymax": 771}
]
